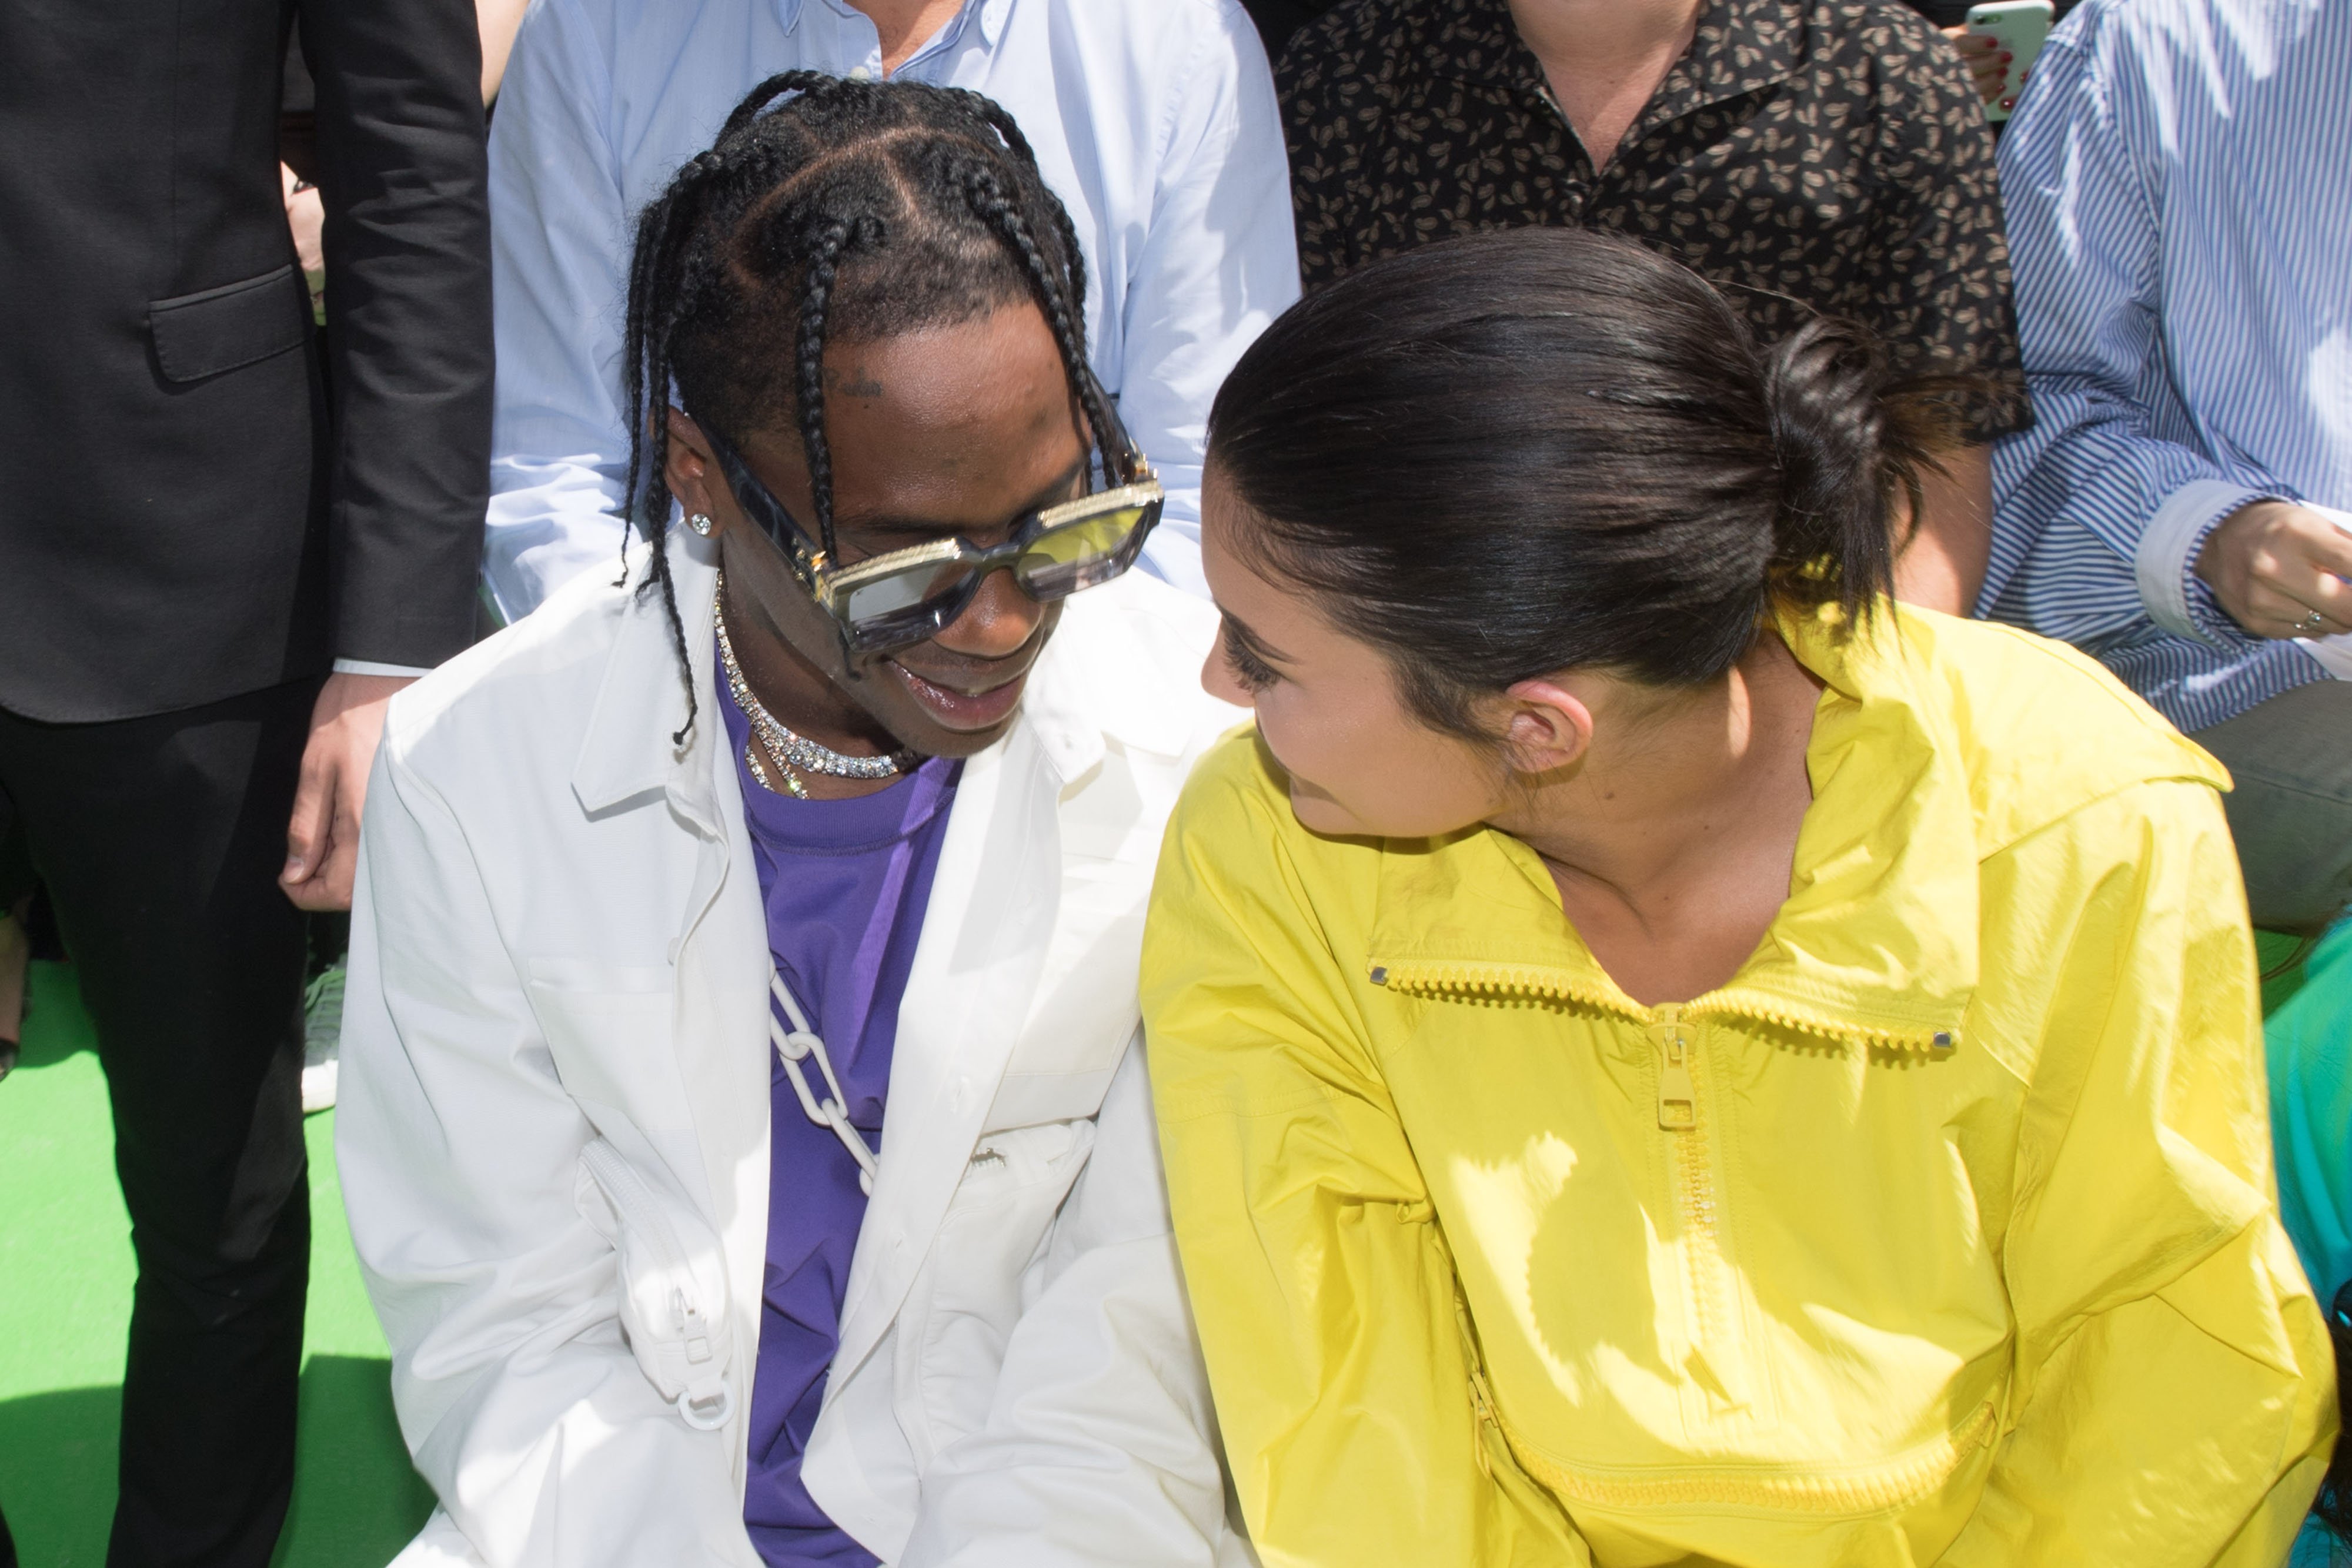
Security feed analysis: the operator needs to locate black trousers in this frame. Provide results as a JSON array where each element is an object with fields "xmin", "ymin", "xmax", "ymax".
[{"xmin": 0, "ymin": 679, "xmax": 314, "ymax": 1568}]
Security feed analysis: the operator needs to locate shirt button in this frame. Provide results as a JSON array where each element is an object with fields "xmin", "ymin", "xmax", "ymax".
[{"xmin": 848, "ymin": 65, "xmax": 876, "ymax": 82}]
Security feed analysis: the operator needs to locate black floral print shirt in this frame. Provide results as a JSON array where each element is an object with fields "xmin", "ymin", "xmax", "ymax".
[{"xmin": 1278, "ymin": 0, "xmax": 2030, "ymax": 439}]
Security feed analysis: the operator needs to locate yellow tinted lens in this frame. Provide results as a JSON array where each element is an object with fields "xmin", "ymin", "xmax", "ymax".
[{"xmin": 1019, "ymin": 504, "xmax": 1147, "ymax": 579}]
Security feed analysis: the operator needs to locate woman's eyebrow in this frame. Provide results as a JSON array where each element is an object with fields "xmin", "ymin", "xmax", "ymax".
[{"xmin": 1221, "ymin": 609, "xmax": 1291, "ymax": 667}]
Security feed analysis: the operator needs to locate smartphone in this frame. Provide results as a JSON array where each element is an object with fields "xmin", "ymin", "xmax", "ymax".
[{"xmin": 1965, "ymin": 1, "xmax": 2055, "ymax": 122}]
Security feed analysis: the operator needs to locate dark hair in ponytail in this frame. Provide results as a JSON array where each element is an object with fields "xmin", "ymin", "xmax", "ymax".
[
  {"xmin": 619, "ymin": 73, "xmax": 1101, "ymax": 743},
  {"xmin": 1206, "ymin": 228, "xmax": 1973, "ymax": 736}
]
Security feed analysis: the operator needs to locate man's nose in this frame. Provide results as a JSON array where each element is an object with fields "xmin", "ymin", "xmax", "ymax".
[{"xmin": 934, "ymin": 564, "xmax": 1044, "ymax": 659}]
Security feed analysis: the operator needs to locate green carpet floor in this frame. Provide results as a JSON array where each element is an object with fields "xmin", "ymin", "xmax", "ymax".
[{"xmin": 0, "ymin": 962, "xmax": 432, "ymax": 1567}]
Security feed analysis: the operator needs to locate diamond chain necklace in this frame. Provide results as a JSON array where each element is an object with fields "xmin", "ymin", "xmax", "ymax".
[{"xmin": 713, "ymin": 575, "xmax": 918, "ymax": 800}]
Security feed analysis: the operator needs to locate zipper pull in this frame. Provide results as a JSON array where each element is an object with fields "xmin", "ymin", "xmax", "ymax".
[
  {"xmin": 1653, "ymin": 1007, "xmax": 1696, "ymax": 1131},
  {"xmin": 673, "ymin": 1286, "xmax": 715, "ymax": 1365}
]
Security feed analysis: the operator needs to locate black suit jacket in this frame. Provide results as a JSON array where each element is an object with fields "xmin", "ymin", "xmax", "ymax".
[{"xmin": 0, "ymin": 0, "xmax": 492, "ymax": 723}]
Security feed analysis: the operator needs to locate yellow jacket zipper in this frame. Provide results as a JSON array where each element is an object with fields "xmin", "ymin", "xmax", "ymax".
[
  {"xmin": 1652, "ymin": 1004, "xmax": 1729, "ymax": 1378},
  {"xmin": 1374, "ymin": 964, "xmax": 1843, "ymax": 1422},
  {"xmin": 1653, "ymin": 1001, "xmax": 1698, "ymax": 1131},
  {"xmin": 1366, "ymin": 959, "xmax": 1957, "ymax": 1055},
  {"xmin": 1367, "ymin": 960, "xmax": 1958, "ymax": 1417}
]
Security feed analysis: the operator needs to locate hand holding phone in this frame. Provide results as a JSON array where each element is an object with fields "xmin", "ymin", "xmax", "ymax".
[
  {"xmin": 1963, "ymin": 1, "xmax": 2055, "ymax": 122},
  {"xmin": 1943, "ymin": 28, "xmax": 2007, "ymax": 105}
]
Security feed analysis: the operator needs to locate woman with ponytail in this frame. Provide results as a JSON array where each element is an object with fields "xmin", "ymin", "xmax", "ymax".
[
  {"xmin": 337, "ymin": 77, "xmax": 1250, "ymax": 1568},
  {"xmin": 1141, "ymin": 228, "xmax": 2336, "ymax": 1566}
]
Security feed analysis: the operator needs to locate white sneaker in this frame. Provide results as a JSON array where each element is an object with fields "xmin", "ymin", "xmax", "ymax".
[{"xmin": 301, "ymin": 960, "xmax": 346, "ymax": 1115}]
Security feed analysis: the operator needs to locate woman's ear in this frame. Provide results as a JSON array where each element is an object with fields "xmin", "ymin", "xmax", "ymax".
[
  {"xmin": 663, "ymin": 408, "xmax": 730, "ymax": 533},
  {"xmin": 1497, "ymin": 676, "xmax": 1595, "ymax": 778}
]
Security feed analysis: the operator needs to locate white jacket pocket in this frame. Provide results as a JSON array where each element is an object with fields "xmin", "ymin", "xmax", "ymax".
[
  {"xmin": 901, "ymin": 1117, "xmax": 1098, "ymax": 1462},
  {"xmin": 574, "ymin": 1138, "xmax": 736, "ymax": 1431}
]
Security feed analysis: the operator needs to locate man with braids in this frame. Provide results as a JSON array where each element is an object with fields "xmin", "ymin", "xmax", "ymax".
[
  {"xmin": 337, "ymin": 79, "xmax": 1254, "ymax": 1568},
  {"xmin": 479, "ymin": 0, "xmax": 1296, "ymax": 620}
]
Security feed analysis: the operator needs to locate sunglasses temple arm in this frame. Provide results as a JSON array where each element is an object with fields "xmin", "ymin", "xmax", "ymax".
[{"xmin": 833, "ymin": 620, "xmax": 875, "ymax": 676}]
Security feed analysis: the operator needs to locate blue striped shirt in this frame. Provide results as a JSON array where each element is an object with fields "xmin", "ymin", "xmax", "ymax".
[{"xmin": 1983, "ymin": 0, "xmax": 2352, "ymax": 734}]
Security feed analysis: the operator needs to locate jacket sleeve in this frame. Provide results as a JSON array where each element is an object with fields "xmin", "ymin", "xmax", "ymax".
[
  {"xmin": 338, "ymin": 738, "xmax": 761, "ymax": 1568},
  {"xmin": 1984, "ymin": 28, "xmax": 2278, "ymax": 650},
  {"xmin": 1944, "ymin": 779, "xmax": 2337, "ymax": 1567},
  {"xmin": 478, "ymin": 0, "xmax": 635, "ymax": 621},
  {"xmin": 1138, "ymin": 751, "xmax": 1588, "ymax": 1567},
  {"xmin": 1117, "ymin": 1, "xmax": 1300, "ymax": 599},
  {"xmin": 898, "ymin": 1038, "xmax": 1254, "ymax": 1568},
  {"xmin": 298, "ymin": 0, "xmax": 492, "ymax": 667}
]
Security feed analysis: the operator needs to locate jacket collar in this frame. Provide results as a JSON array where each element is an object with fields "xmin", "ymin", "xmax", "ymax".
[
  {"xmin": 1366, "ymin": 606, "xmax": 1980, "ymax": 1051},
  {"xmin": 570, "ymin": 534, "xmax": 723, "ymax": 827},
  {"xmin": 569, "ymin": 534, "xmax": 1184, "ymax": 823},
  {"xmin": 1432, "ymin": 0, "xmax": 1803, "ymax": 138}
]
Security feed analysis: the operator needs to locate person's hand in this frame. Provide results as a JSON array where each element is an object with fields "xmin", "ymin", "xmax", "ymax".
[
  {"xmin": 280, "ymin": 162, "xmax": 325, "ymax": 322},
  {"xmin": 281, "ymin": 673, "xmax": 412, "ymax": 912},
  {"xmin": 1942, "ymin": 26, "xmax": 2010, "ymax": 105},
  {"xmin": 2194, "ymin": 499, "xmax": 2352, "ymax": 640}
]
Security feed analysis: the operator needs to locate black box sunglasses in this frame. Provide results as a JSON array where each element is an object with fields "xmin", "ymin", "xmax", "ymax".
[{"xmin": 693, "ymin": 385, "xmax": 1161, "ymax": 657}]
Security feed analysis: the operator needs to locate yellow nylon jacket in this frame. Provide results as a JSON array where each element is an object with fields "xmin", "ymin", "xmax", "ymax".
[{"xmin": 1142, "ymin": 606, "xmax": 2335, "ymax": 1567}]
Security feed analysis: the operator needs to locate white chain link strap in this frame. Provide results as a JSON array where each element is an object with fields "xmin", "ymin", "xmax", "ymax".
[{"xmin": 769, "ymin": 972, "xmax": 881, "ymax": 1196}]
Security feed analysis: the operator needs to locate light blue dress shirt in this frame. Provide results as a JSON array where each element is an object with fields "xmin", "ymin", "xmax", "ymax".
[
  {"xmin": 482, "ymin": 0, "xmax": 1299, "ymax": 618},
  {"xmin": 1983, "ymin": 0, "xmax": 2352, "ymax": 734}
]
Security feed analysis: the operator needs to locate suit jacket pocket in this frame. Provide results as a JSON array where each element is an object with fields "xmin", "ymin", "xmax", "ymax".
[{"xmin": 149, "ymin": 266, "xmax": 308, "ymax": 383}]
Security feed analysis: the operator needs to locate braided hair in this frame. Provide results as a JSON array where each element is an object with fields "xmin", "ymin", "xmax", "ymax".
[{"xmin": 620, "ymin": 72, "xmax": 1110, "ymax": 745}]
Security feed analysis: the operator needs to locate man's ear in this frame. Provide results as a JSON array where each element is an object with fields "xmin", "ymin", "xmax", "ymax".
[
  {"xmin": 1498, "ymin": 676, "xmax": 1595, "ymax": 778},
  {"xmin": 663, "ymin": 407, "xmax": 726, "ymax": 529}
]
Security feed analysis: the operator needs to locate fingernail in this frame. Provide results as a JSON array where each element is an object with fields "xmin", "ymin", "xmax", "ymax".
[{"xmin": 283, "ymin": 857, "xmax": 304, "ymax": 877}]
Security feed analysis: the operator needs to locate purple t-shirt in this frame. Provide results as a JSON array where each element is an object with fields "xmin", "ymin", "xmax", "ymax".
[{"xmin": 717, "ymin": 655, "xmax": 960, "ymax": 1568}]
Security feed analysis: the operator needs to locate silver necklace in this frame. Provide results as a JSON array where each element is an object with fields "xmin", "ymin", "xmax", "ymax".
[{"xmin": 713, "ymin": 576, "xmax": 917, "ymax": 799}]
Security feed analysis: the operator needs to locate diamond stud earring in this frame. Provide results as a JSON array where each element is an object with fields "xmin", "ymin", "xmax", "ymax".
[{"xmin": 686, "ymin": 512, "xmax": 716, "ymax": 537}]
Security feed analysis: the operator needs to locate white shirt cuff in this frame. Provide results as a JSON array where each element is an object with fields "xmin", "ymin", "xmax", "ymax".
[
  {"xmin": 2133, "ymin": 478, "xmax": 2273, "ymax": 643},
  {"xmin": 332, "ymin": 658, "xmax": 433, "ymax": 679}
]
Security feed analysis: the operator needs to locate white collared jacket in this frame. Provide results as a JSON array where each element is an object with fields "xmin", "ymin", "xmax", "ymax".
[{"xmin": 337, "ymin": 534, "xmax": 1251, "ymax": 1567}]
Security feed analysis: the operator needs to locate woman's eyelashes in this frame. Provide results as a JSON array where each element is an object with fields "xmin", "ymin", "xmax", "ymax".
[{"xmin": 1221, "ymin": 619, "xmax": 1279, "ymax": 691}]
